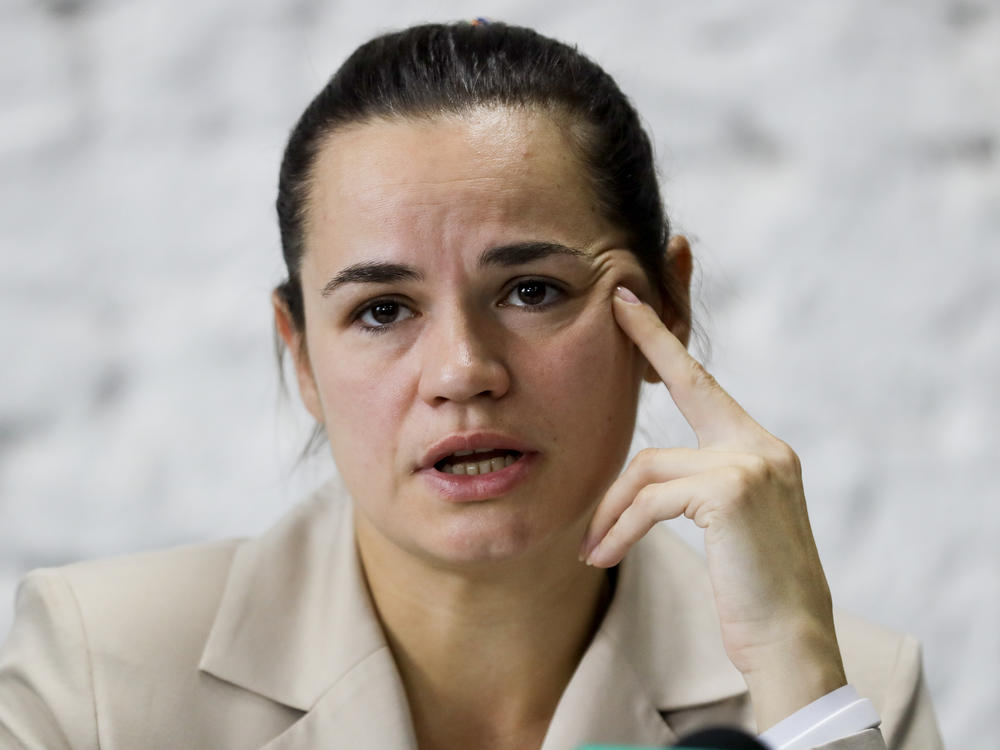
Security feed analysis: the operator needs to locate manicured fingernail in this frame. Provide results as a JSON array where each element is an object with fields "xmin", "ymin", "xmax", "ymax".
[
  {"xmin": 614, "ymin": 285, "xmax": 640, "ymax": 304},
  {"xmin": 585, "ymin": 542, "xmax": 607, "ymax": 568}
]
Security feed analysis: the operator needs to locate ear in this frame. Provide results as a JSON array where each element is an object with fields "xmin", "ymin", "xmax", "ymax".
[
  {"xmin": 663, "ymin": 234, "xmax": 693, "ymax": 345},
  {"xmin": 272, "ymin": 290, "xmax": 324, "ymax": 424},
  {"xmin": 643, "ymin": 234, "xmax": 693, "ymax": 383}
]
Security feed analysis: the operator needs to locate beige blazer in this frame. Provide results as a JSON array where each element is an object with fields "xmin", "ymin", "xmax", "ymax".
[{"xmin": 0, "ymin": 480, "xmax": 942, "ymax": 749}]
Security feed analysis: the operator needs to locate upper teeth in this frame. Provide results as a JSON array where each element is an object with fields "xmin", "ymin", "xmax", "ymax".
[{"xmin": 445, "ymin": 454, "xmax": 517, "ymax": 475}]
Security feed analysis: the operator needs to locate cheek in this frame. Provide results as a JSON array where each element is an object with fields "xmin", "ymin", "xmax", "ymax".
[
  {"xmin": 514, "ymin": 303, "xmax": 640, "ymax": 424},
  {"xmin": 508, "ymin": 305, "xmax": 642, "ymax": 516},
  {"xmin": 311, "ymin": 343, "xmax": 411, "ymax": 474}
]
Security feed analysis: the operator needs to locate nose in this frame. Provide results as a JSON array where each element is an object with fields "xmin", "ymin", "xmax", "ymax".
[{"xmin": 417, "ymin": 307, "xmax": 511, "ymax": 405}]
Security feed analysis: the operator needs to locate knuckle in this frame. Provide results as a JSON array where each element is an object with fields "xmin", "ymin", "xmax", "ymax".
[
  {"xmin": 720, "ymin": 466, "xmax": 757, "ymax": 508},
  {"xmin": 718, "ymin": 465, "xmax": 743, "ymax": 492},
  {"xmin": 630, "ymin": 447, "xmax": 663, "ymax": 480},
  {"xmin": 770, "ymin": 440, "xmax": 801, "ymax": 475},
  {"xmin": 632, "ymin": 485, "xmax": 660, "ymax": 519},
  {"xmin": 634, "ymin": 447, "xmax": 659, "ymax": 469},
  {"xmin": 686, "ymin": 359, "xmax": 719, "ymax": 391},
  {"xmin": 743, "ymin": 453, "xmax": 770, "ymax": 481}
]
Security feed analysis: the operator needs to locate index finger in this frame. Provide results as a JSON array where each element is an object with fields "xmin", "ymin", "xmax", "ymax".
[{"xmin": 612, "ymin": 286, "xmax": 757, "ymax": 446}]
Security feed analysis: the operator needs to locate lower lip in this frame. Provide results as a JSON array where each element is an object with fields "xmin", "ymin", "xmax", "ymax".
[{"xmin": 418, "ymin": 453, "xmax": 538, "ymax": 502}]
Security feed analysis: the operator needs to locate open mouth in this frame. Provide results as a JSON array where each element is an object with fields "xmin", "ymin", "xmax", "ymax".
[{"xmin": 434, "ymin": 448, "xmax": 523, "ymax": 476}]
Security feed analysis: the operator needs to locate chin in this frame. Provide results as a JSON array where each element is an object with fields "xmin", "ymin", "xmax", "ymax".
[{"xmin": 413, "ymin": 507, "xmax": 570, "ymax": 568}]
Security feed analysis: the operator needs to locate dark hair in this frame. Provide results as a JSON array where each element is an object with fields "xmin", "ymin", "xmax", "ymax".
[{"xmin": 274, "ymin": 20, "xmax": 687, "ymax": 333}]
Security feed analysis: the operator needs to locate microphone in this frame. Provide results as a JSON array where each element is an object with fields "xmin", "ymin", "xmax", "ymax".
[
  {"xmin": 674, "ymin": 727, "xmax": 770, "ymax": 748},
  {"xmin": 580, "ymin": 726, "xmax": 770, "ymax": 749}
]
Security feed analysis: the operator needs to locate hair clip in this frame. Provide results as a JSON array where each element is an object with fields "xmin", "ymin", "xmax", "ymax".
[{"xmin": 470, "ymin": 17, "xmax": 491, "ymax": 26}]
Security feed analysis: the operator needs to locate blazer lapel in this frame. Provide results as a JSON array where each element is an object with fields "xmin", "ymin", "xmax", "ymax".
[
  {"xmin": 198, "ymin": 479, "xmax": 418, "ymax": 748},
  {"xmin": 541, "ymin": 626, "xmax": 677, "ymax": 749},
  {"xmin": 199, "ymin": 479, "xmax": 747, "ymax": 748},
  {"xmin": 608, "ymin": 524, "xmax": 747, "ymax": 711},
  {"xmin": 543, "ymin": 524, "xmax": 749, "ymax": 748},
  {"xmin": 259, "ymin": 646, "xmax": 417, "ymax": 750}
]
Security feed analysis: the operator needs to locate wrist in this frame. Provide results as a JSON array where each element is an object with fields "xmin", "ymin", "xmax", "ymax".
[{"xmin": 740, "ymin": 624, "xmax": 847, "ymax": 731}]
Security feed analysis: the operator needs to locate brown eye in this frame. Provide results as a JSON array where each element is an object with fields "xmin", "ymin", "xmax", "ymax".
[
  {"xmin": 372, "ymin": 301, "xmax": 399, "ymax": 323},
  {"xmin": 516, "ymin": 282, "xmax": 546, "ymax": 305},
  {"xmin": 358, "ymin": 299, "xmax": 413, "ymax": 330},
  {"xmin": 502, "ymin": 279, "xmax": 563, "ymax": 309}
]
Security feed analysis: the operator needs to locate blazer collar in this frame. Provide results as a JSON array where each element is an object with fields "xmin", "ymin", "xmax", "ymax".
[
  {"xmin": 199, "ymin": 478, "xmax": 386, "ymax": 712},
  {"xmin": 199, "ymin": 479, "xmax": 746, "ymax": 746},
  {"xmin": 605, "ymin": 519, "xmax": 747, "ymax": 710},
  {"xmin": 540, "ymin": 519, "xmax": 747, "ymax": 749}
]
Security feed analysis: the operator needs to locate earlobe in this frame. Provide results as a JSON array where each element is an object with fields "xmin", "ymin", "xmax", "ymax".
[
  {"xmin": 643, "ymin": 234, "xmax": 693, "ymax": 383},
  {"xmin": 271, "ymin": 291, "xmax": 325, "ymax": 424}
]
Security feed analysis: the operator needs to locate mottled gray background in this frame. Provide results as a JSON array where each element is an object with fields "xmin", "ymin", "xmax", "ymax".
[{"xmin": 2, "ymin": 0, "xmax": 997, "ymax": 746}]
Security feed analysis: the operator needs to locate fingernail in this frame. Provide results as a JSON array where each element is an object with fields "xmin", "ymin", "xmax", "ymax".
[
  {"xmin": 585, "ymin": 542, "xmax": 607, "ymax": 568},
  {"xmin": 614, "ymin": 285, "xmax": 640, "ymax": 304}
]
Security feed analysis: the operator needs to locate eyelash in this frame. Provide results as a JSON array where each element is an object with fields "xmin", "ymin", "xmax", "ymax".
[
  {"xmin": 352, "ymin": 278, "xmax": 566, "ymax": 335},
  {"xmin": 498, "ymin": 278, "xmax": 566, "ymax": 310},
  {"xmin": 353, "ymin": 297, "xmax": 413, "ymax": 335}
]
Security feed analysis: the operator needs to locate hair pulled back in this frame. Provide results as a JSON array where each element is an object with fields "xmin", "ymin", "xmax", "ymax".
[{"xmin": 275, "ymin": 20, "xmax": 685, "ymax": 332}]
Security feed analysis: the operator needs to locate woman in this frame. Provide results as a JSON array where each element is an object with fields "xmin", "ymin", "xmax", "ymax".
[{"xmin": 0, "ymin": 21, "xmax": 941, "ymax": 750}]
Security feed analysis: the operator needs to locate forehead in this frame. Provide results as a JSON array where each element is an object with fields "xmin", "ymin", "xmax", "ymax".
[{"xmin": 303, "ymin": 107, "xmax": 620, "ymax": 264}]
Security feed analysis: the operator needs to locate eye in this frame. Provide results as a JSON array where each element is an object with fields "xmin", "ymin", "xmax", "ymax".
[
  {"xmin": 356, "ymin": 299, "xmax": 414, "ymax": 331},
  {"xmin": 500, "ymin": 279, "xmax": 564, "ymax": 309}
]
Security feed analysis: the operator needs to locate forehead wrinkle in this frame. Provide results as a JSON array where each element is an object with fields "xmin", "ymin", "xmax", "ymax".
[
  {"xmin": 301, "ymin": 109, "xmax": 624, "ymax": 274},
  {"xmin": 335, "ymin": 181, "xmax": 578, "ymax": 254}
]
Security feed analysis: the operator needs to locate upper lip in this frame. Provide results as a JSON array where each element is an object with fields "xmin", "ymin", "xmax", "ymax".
[{"xmin": 418, "ymin": 431, "xmax": 536, "ymax": 471}]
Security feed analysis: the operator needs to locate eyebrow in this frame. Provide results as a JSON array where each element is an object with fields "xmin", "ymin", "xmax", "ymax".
[
  {"xmin": 321, "ymin": 241, "xmax": 586, "ymax": 297},
  {"xmin": 477, "ymin": 241, "xmax": 587, "ymax": 267},
  {"xmin": 321, "ymin": 262, "xmax": 420, "ymax": 296}
]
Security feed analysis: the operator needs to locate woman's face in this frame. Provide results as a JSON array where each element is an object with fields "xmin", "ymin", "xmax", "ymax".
[{"xmin": 284, "ymin": 107, "xmax": 657, "ymax": 567}]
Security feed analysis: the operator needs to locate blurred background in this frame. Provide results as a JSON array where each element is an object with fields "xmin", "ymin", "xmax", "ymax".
[{"xmin": 1, "ymin": 0, "xmax": 997, "ymax": 746}]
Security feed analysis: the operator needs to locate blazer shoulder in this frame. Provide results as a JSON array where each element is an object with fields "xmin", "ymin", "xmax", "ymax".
[
  {"xmin": 56, "ymin": 537, "xmax": 244, "ymax": 592},
  {"xmin": 44, "ymin": 539, "xmax": 245, "ymax": 666},
  {"xmin": 0, "ymin": 539, "xmax": 248, "ymax": 749}
]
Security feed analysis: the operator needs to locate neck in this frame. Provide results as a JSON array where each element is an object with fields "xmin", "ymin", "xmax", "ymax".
[{"xmin": 354, "ymin": 512, "xmax": 610, "ymax": 750}]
